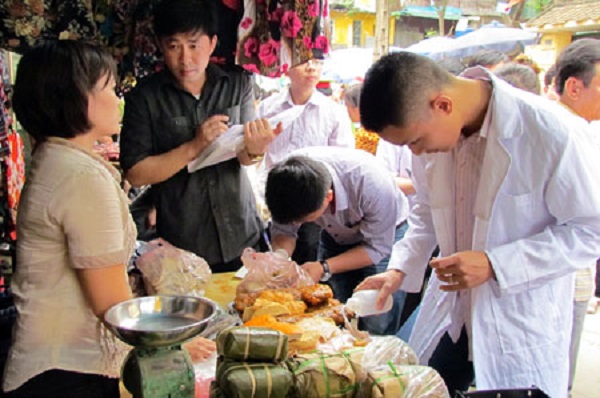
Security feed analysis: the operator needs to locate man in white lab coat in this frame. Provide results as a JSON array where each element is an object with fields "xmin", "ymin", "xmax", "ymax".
[{"xmin": 357, "ymin": 52, "xmax": 600, "ymax": 398}]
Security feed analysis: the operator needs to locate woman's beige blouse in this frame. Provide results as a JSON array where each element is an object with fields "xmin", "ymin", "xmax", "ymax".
[{"xmin": 3, "ymin": 138, "xmax": 136, "ymax": 392}]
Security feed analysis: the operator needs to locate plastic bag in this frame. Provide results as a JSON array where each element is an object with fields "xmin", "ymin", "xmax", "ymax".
[
  {"xmin": 136, "ymin": 238, "xmax": 211, "ymax": 296},
  {"xmin": 236, "ymin": 248, "xmax": 314, "ymax": 296},
  {"xmin": 361, "ymin": 336, "xmax": 419, "ymax": 370}
]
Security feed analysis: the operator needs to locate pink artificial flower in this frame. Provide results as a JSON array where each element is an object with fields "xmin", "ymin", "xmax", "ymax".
[
  {"xmin": 269, "ymin": 7, "xmax": 284, "ymax": 23},
  {"xmin": 280, "ymin": 63, "xmax": 289, "ymax": 74},
  {"xmin": 240, "ymin": 17, "xmax": 253, "ymax": 30},
  {"xmin": 282, "ymin": 11, "xmax": 302, "ymax": 38},
  {"xmin": 258, "ymin": 39, "xmax": 280, "ymax": 67},
  {"xmin": 307, "ymin": 1, "xmax": 319, "ymax": 18},
  {"xmin": 244, "ymin": 37, "xmax": 259, "ymax": 58},
  {"xmin": 314, "ymin": 35, "xmax": 329, "ymax": 54},
  {"xmin": 242, "ymin": 64, "xmax": 261, "ymax": 74},
  {"xmin": 303, "ymin": 36, "xmax": 313, "ymax": 50}
]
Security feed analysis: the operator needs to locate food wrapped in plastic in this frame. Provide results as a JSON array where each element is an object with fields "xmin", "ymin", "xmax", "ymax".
[
  {"xmin": 216, "ymin": 359, "xmax": 293, "ymax": 398},
  {"xmin": 236, "ymin": 248, "xmax": 314, "ymax": 297},
  {"xmin": 359, "ymin": 364, "xmax": 450, "ymax": 398},
  {"xmin": 341, "ymin": 347, "xmax": 367, "ymax": 384},
  {"xmin": 216, "ymin": 327, "xmax": 288, "ymax": 362},
  {"xmin": 136, "ymin": 238, "xmax": 211, "ymax": 296},
  {"xmin": 286, "ymin": 351, "xmax": 357, "ymax": 398},
  {"xmin": 361, "ymin": 336, "xmax": 419, "ymax": 370}
]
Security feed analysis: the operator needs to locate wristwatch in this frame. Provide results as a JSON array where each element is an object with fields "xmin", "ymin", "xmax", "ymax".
[
  {"xmin": 319, "ymin": 260, "xmax": 332, "ymax": 282},
  {"xmin": 246, "ymin": 149, "xmax": 265, "ymax": 162}
]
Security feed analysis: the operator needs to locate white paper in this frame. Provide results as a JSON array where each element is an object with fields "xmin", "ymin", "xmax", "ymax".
[{"xmin": 187, "ymin": 105, "xmax": 306, "ymax": 172}]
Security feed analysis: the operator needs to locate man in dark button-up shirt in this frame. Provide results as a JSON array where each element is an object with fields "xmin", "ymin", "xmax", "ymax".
[{"xmin": 120, "ymin": 0, "xmax": 279, "ymax": 272}]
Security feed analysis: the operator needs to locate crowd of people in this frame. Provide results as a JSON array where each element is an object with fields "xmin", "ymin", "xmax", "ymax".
[{"xmin": 1, "ymin": 0, "xmax": 599, "ymax": 397}]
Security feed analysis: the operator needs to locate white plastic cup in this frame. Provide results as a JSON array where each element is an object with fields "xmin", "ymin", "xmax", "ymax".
[{"xmin": 345, "ymin": 289, "xmax": 393, "ymax": 317}]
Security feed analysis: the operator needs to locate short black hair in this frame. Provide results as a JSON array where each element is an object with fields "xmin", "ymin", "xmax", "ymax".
[
  {"xmin": 544, "ymin": 64, "xmax": 557, "ymax": 88},
  {"xmin": 153, "ymin": 0, "xmax": 218, "ymax": 39},
  {"xmin": 13, "ymin": 40, "xmax": 117, "ymax": 143},
  {"xmin": 360, "ymin": 52, "xmax": 452, "ymax": 132},
  {"xmin": 465, "ymin": 50, "xmax": 509, "ymax": 69},
  {"xmin": 265, "ymin": 156, "xmax": 332, "ymax": 225},
  {"xmin": 555, "ymin": 38, "xmax": 600, "ymax": 95},
  {"xmin": 494, "ymin": 63, "xmax": 540, "ymax": 95}
]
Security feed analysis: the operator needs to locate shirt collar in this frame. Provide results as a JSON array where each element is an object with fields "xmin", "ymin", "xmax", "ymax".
[
  {"xmin": 460, "ymin": 66, "xmax": 495, "ymax": 140},
  {"xmin": 283, "ymin": 89, "xmax": 327, "ymax": 108},
  {"xmin": 46, "ymin": 137, "xmax": 122, "ymax": 183},
  {"xmin": 322, "ymin": 162, "xmax": 349, "ymax": 212}
]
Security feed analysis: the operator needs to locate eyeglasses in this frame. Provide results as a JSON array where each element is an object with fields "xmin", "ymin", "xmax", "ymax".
[{"xmin": 305, "ymin": 59, "xmax": 324, "ymax": 68}]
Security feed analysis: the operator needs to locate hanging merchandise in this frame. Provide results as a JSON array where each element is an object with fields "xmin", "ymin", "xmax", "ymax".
[
  {"xmin": 237, "ymin": 0, "xmax": 330, "ymax": 77},
  {"xmin": 0, "ymin": 1, "xmax": 97, "ymax": 53}
]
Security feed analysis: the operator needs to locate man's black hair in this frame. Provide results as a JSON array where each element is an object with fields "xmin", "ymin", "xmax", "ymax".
[
  {"xmin": 555, "ymin": 38, "xmax": 600, "ymax": 95},
  {"xmin": 495, "ymin": 63, "xmax": 540, "ymax": 95},
  {"xmin": 360, "ymin": 52, "xmax": 452, "ymax": 133},
  {"xmin": 153, "ymin": 0, "xmax": 218, "ymax": 39},
  {"xmin": 265, "ymin": 156, "xmax": 332, "ymax": 225}
]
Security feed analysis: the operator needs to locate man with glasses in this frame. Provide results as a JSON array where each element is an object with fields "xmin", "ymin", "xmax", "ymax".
[{"xmin": 256, "ymin": 57, "xmax": 354, "ymax": 265}]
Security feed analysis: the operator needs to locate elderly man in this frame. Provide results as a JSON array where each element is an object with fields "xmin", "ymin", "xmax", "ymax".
[{"xmin": 554, "ymin": 37, "xmax": 600, "ymax": 393}]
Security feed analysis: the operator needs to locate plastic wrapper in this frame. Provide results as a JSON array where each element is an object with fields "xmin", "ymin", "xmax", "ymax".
[
  {"xmin": 136, "ymin": 238, "xmax": 211, "ymax": 296},
  {"xmin": 361, "ymin": 336, "xmax": 419, "ymax": 370},
  {"xmin": 341, "ymin": 347, "xmax": 367, "ymax": 384},
  {"xmin": 216, "ymin": 359, "xmax": 293, "ymax": 398},
  {"xmin": 286, "ymin": 351, "xmax": 357, "ymax": 398},
  {"xmin": 216, "ymin": 327, "xmax": 288, "ymax": 362},
  {"xmin": 194, "ymin": 351, "xmax": 217, "ymax": 398},
  {"xmin": 358, "ymin": 364, "xmax": 450, "ymax": 398},
  {"xmin": 236, "ymin": 248, "xmax": 314, "ymax": 296}
]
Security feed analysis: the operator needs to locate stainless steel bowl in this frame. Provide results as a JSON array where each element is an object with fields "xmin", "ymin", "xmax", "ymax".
[{"xmin": 104, "ymin": 295, "xmax": 217, "ymax": 347}]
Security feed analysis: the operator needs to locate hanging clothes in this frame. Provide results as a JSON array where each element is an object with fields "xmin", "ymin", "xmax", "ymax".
[
  {"xmin": 0, "ymin": 0, "xmax": 97, "ymax": 53},
  {"xmin": 237, "ymin": 0, "xmax": 329, "ymax": 77},
  {"xmin": 0, "ymin": 51, "xmax": 24, "ymax": 242}
]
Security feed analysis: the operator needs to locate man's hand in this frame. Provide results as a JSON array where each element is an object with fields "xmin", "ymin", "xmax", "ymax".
[
  {"xmin": 188, "ymin": 114, "xmax": 229, "ymax": 158},
  {"xmin": 355, "ymin": 270, "xmax": 405, "ymax": 310},
  {"xmin": 430, "ymin": 250, "xmax": 494, "ymax": 292},
  {"xmin": 243, "ymin": 119, "xmax": 282, "ymax": 156},
  {"xmin": 301, "ymin": 261, "xmax": 324, "ymax": 283}
]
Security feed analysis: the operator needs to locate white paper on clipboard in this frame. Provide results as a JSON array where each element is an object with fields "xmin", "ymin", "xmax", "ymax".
[{"xmin": 187, "ymin": 105, "xmax": 306, "ymax": 173}]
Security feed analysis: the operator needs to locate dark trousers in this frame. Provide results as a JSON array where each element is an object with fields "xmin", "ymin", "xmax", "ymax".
[
  {"xmin": 3, "ymin": 370, "xmax": 119, "ymax": 398},
  {"xmin": 428, "ymin": 328, "xmax": 475, "ymax": 396},
  {"xmin": 291, "ymin": 222, "xmax": 321, "ymax": 264}
]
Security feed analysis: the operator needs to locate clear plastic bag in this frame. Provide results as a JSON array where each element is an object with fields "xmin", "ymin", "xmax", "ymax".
[
  {"xmin": 361, "ymin": 336, "xmax": 419, "ymax": 370},
  {"xmin": 136, "ymin": 238, "xmax": 212, "ymax": 296},
  {"xmin": 236, "ymin": 248, "xmax": 314, "ymax": 296}
]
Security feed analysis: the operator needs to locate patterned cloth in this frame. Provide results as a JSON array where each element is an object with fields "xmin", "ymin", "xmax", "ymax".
[{"xmin": 0, "ymin": 0, "xmax": 324, "ymax": 88}]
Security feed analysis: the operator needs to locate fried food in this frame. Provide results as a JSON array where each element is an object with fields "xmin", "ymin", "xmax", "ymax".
[
  {"xmin": 299, "ymin": 284, "xmax": 334, "ymax": 306},
  {"xmin": 244, "ymin": 314, "xmax": 303, "ymax": 336}
]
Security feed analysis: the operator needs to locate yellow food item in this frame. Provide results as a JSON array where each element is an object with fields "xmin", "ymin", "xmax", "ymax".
[
  {"xmin": 244, "ymin": 314, "xmax": 303, "ymax": 336},
  {"xmin": 354, "ymin": 127, "xmax": 379, "ymax": 155}
]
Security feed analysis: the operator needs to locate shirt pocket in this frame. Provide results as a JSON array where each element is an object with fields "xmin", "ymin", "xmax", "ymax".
[{"xmin": 490, "ymin": 286, "xmax": 561, "ymax": 354}]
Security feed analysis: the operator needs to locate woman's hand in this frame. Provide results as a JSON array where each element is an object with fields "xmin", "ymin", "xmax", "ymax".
[{"xmin": 183, "ymin": 337, "xmax": 216, "ymax": 363}]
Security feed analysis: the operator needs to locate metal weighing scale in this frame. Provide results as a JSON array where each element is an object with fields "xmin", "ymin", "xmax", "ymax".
[{"xmin": 104, "ymin": 295, "xmax": 217, "ymax": 398}]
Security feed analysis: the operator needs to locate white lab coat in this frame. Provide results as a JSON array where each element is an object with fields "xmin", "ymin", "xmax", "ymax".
[{"xmin": 389, "ymin": 76, "xmax": 600, "ymax": 398}]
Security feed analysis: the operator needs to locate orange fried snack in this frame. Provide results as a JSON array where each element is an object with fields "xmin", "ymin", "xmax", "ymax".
[
  {"xmin": 299, "ymin": 284, "xmax": 334, "ymax": 307},
  {"xmin": 244, "ymin": 314, "xmax": 303, "ymax": 336}
]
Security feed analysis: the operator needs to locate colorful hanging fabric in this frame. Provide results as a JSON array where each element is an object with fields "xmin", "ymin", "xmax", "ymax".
[
  {"xmin": 237, "ymin": 0, "xmax": 329, "ymax": 77},
  {"xmin": 3, "ymin": 130, "xmax": 25, "ymax": 241},
  {"xmin": 0, "ymin": 0, "xmax": 97, "ymax": 54}
]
